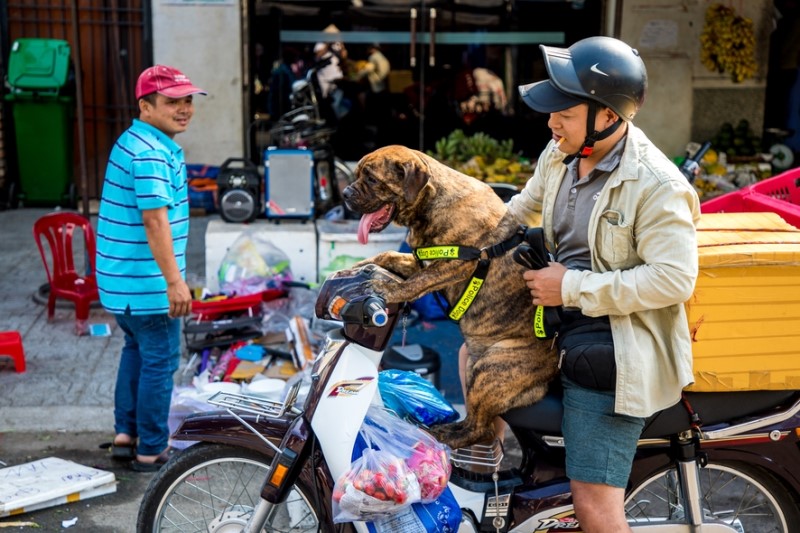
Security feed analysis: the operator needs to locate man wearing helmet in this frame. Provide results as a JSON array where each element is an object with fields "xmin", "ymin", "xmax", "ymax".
[{"xmin": 509, "ymin": 36, "xmax": 700, "ymax": 531}]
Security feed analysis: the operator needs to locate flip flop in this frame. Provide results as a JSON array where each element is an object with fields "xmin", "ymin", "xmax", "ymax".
[
  {"xmin": 130, "ymin": 448, "xmax": 177, "ymax": 473},
  {"xmin": 98, "ymin": 441, "xmax": 137, "ymax": 460}
]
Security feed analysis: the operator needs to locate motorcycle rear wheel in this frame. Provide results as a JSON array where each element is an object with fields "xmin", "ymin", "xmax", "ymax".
[
  {"xmin": 625, "ymin": 461, "xmax": 800, "ymax": 532},
  {"xmin": 137, "ymin": 443, "xmax": 321, "ymax": 533}
]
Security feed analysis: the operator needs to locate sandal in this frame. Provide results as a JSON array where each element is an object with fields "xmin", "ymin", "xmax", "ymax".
[
  {"xmin": 130, "ymin": 447, "xmax": 177, "ymax": 472},
  {"xmin": 99, "ymin": 440, "xmax": 137, "ymax": 460}
]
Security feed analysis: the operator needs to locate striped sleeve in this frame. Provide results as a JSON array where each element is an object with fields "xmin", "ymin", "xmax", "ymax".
[{"xmin": 133, "ymin": 150, "xmax": 176, "ymax": 210}]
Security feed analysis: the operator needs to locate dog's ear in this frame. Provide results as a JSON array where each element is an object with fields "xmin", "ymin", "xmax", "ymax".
[{"xmin": 401, "ymin": 160, "xmax": 430, "ymax": 204}]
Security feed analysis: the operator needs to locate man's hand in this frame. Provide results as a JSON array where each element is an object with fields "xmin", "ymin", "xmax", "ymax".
[
  {"xmin": 167, "ymin": 279, "xmax": 192, "ymax": 318},
  {"xmin": 522, "ymin": 262, "xmax": 567, "ymax": 307},
  {"xmin": 142, "ymin": 207, "xmax": 190, "ymax": 317}
]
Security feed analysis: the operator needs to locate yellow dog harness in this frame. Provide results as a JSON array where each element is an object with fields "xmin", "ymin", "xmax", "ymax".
[{"xmin": 413, "ymin": 225, "xmax": 527, "ymax": 321}]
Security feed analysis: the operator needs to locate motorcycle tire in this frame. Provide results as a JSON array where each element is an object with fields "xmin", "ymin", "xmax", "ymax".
[
  {"xmin": 334, "ymin": 157, "xmax": 362, "ymax": 220},
  {"xmin": 625, "ymin": 460, "xmax": 800, "ymax": 531},
  {"xmin": 137, "ymin": 443, "xmax": 324, "ymax": 533},
  {"xmin": 334, "ymin": 157, "xmax": 355, "ymax": 196}
]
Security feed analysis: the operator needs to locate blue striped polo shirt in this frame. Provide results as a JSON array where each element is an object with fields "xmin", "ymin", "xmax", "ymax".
[{"xmin": 95, "ymin": 119, "xmax": 189, "ymax": 315}]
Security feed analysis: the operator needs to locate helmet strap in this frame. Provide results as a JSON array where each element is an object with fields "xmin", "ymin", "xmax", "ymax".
[{"xmin": 563, "ymin": 101, "xmax": 623, "ymax": 165}]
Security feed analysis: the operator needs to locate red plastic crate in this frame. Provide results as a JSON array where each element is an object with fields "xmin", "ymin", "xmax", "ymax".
[
  {"xmin": 747, "ymin": 168, "xmax": 800, "ymax": 228},
  {"xmin": 701, "ymin": 168, "xmax": 800, "ymax": 228},
  {"xmin": 700, "ymin": 190, "xmax": 748, "ymax": 214},
  {"xmin": 749, "ymin": 168, "xmax": 800, "ymax": 204}
]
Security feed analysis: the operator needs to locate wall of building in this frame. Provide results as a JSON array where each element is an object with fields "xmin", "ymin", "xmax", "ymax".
[
  {"xmin": 151, "ymin": 1, "xmax": 244, "ymax": 166},
  {"xmin": 619, "ymin": 0, "xmax": 772, "ymax": 159}
]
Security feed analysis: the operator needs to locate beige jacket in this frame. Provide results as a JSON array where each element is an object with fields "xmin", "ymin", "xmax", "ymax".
[{"xmin": 508, "ymin": 124, "xmax": 701, "ymax": 418}]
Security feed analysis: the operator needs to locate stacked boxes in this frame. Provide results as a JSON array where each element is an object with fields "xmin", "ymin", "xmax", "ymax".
[{"xmin": 685, "ymin": 212, "xmax": 800, "ymax": 391}]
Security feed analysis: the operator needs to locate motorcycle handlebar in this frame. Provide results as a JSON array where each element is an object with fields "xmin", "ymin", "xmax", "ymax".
[
  {"xmin": 364, "ymin": 297, "xmax": 389, "ymax": 327},
  {"xmin": 679, "ymin": 141, "xmax": 713, "ymax": 183},
  {"xmin": 338, "ymin": 296, "xmax": 389, "ymax": 327}
]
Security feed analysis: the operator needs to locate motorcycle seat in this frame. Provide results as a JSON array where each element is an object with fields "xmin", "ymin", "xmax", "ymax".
[{"xmin": 502, "ymin": 385, "xmax": 798, "ymax": 439}]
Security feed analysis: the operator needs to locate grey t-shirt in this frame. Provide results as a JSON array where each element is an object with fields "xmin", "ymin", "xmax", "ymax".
[{"xmin": 552, "ymin": 137, "xmax": 626, "ymax": 270}]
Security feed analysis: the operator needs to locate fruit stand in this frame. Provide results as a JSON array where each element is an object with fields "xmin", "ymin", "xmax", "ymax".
[
  {"xmin": 427, "ymin": 130, "xmax": 533, "ymax": 189},
  {"xmin": 690, "ymin": 120, "xmax": 777, "ymax": 202}
]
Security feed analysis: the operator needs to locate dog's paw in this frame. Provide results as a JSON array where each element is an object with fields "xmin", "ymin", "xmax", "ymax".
[
  {"xmin": 428, "ymin": 420, "xmax": 495, "ymax": 450},
  {"xmin": 369, "ymin": 278, "xmax": 395, "ymax": 299},
  {"xmin": 351, "ymin": 257, "xmax": 374, "ymax": 269},
  {"xmin": 428, "ymin": 422, "xmax": 471, "ymax": 450}
]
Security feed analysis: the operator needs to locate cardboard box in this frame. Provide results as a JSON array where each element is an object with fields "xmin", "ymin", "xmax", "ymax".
[{"xmin": 685, "ymin": 212, "xmax": 800, "ymax": 391}]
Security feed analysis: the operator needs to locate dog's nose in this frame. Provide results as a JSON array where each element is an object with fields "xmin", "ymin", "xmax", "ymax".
[{"xmin": 342, "ymin": 185, "xmax": 354, "ymax": 201}]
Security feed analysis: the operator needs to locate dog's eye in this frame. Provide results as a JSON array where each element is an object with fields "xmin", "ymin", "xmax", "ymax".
[{"xmin": 365, "ymin": 175, "xmax": 377, "ymax": 186}]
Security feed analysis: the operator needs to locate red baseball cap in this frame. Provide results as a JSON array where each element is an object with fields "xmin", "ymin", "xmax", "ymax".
[{"xmin": 135, "ymin": 65, "xmax": 207, "ymax": 100}]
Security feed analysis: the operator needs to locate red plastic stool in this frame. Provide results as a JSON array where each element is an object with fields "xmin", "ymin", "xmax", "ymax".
[{"xmin": 0, "ymin": 331, "xmax": 26, "ymax": 373}]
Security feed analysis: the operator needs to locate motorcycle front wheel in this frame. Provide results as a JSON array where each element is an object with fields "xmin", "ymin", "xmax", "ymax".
[
  {"xmin": 137, "ymin": 443, "xmax": 322, "ymax": 533},
  {"xmin": 625, "ymin": 461, "xmax": 800, "ymax": 532}
]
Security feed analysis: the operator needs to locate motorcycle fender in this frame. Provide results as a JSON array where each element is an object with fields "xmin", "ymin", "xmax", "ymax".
[
  {"xmin": 312, "ymin": 342, "xmax": 380, "ymax": 480},
  {"xmin": 172, "ymin": 411, "xmax": 294, "ymax": 454},
  {"xmin": 705, "ymin": 442, "xmax": 800, "ymax": 496}
]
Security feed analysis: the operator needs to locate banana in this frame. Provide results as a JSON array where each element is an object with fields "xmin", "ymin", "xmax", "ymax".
[{"xmin": 699, "ymin": 3, "xmax": 756, "ymax": 83}]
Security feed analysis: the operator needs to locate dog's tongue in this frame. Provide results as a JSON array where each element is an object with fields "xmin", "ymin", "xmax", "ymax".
[{"xmin": 358, "ymin": 212, "xmax": 381, "ymax": 244}]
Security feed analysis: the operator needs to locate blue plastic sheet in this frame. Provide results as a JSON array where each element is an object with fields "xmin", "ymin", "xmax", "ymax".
[{"xmin": 378, "ymin": 369, "xmax": 459, "ymax": 426}]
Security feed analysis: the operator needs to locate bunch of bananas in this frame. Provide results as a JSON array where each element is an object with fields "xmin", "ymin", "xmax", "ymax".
[
  {"xmin": 699, "ymin": 3, "xmax": 756, "ymax": 83},
  {"xmin": 428, "ymin": 130, "xmax": 533, "ymax": 186}
]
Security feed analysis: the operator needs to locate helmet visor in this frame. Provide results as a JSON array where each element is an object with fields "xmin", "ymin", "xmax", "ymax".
[
  {"xmin": 540, "ymin": 44, "xmax": 586, "ymax": 97},
  {"xmin": 518, "ymin": 80, "xmax": 586, "ymax": 113}
]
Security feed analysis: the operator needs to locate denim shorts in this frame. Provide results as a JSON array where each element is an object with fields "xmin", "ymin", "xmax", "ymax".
[{"xmin": 561, "ymin": 375, "xmax": 645, "ymax": 488}]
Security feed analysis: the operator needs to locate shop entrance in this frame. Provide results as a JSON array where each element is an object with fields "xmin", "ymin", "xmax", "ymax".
[{"xmin": 247, "ymin": 0, "xmax": 603, "ymax": 164}]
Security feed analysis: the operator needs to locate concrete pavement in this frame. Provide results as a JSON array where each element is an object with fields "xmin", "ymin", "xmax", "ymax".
[
  {"xmin": 0, "ymin": 207, "xmax": 211, "ymax": 532},
  {"xmin": 0, "ymin": 207, "xmax": 210, "ymax": 433}
]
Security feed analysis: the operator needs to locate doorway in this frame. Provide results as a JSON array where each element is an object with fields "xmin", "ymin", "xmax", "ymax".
[{"xmin": 247, "ymin": 0, "xmax": 603, "ymax": 164}]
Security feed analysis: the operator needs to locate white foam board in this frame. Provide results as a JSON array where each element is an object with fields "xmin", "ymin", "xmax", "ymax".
[{"xmin": 0, "ymin": 457, "xmax": 117, "ymax": 517}]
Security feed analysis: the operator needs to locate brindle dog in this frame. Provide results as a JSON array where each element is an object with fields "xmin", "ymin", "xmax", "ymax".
[{"xmin": 342, "ymin": 145, "xmax": 558, "ymax": 450}]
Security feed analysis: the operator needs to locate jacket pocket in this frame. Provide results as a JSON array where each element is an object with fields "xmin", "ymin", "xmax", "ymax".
[{"xmin": 598, "ymin": 209, "xmax": 635, "ymax": 268}]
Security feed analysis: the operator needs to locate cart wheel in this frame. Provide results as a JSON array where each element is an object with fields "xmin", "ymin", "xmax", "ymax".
[{"xmin": 769, "ymin": 143, "xmax": 795, "ymax": 171}]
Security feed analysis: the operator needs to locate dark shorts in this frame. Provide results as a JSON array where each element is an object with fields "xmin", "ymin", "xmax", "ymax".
[{"xmin": 561, "ymin": 375, "xmax": 646, "ymax": 488}]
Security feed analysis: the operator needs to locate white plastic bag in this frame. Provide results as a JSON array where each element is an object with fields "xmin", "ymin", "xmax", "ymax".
[
  {"xmin": 217, "ymin": 230, "xmax": 293, "ymax": 295},
  {"xmin": 361, "ymin": 406, "xmax": 451, "ymax": 503},
  {"xmin": 332, "ymin": 448, "xmax": 421, "ymax": 523}
]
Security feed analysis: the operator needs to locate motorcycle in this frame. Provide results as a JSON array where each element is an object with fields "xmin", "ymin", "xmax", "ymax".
[{"xmin": 137, "ymin": 263, "xmax": 800, "ymax": 532}]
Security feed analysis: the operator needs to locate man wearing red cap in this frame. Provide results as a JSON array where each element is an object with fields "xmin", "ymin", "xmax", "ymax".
[{"xmin": 95, "ymin": 65, "xmax": 206, "ymax": 471}]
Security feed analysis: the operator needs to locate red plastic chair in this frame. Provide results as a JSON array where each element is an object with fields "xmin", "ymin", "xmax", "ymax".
[
  {"xmin": 0, "ymin": 331, "xmax": 26, "ymax": 372},
  {"xmin": 33, "ymin": 212, "xmax": 99, "ymax": 332}
]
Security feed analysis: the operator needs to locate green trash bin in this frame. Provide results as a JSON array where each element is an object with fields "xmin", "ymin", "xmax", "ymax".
[{"xmin": 4, "ymin": 38, "xmax": 75, "ymax": 206}]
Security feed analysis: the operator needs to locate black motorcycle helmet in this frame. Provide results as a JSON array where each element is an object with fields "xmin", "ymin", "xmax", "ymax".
[{"xmin": 519, "ymin": 36, "xmax": 648, "ymax": 162}]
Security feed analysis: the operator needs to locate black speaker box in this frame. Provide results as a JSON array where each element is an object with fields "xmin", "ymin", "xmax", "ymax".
[{"xmin": 216, "ymin": 158, "xmax": 261, "ymax": 223}]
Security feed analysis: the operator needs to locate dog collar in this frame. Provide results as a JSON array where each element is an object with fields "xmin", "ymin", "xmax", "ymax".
[{"xmin": 414, "ymin": 226, "xmax": 527, "ymax": 321}]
